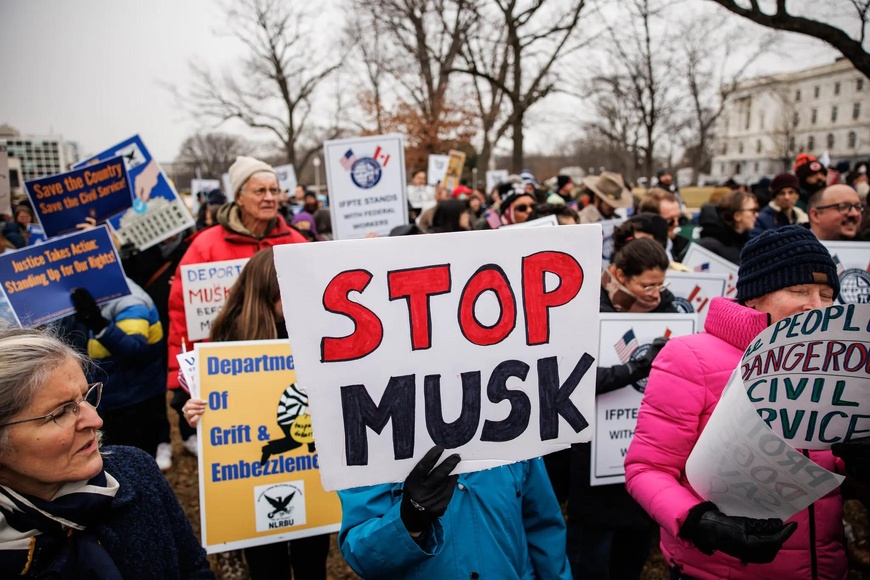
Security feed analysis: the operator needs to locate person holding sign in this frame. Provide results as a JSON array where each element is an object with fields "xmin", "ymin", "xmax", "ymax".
[
  {"xmin": 167, "ymin": 156, "xmax": 308, "ymax": 453},
  {"xmin": 181, "ymin": 250, "xmax": 329, "ymax": 580},
  {"xmin": 625, "ymin": 226, "xmax": 851, "ymax": 579},
  {"xmin": 0, "ymin": 327, "xmax": 213, "ymax": 579}
]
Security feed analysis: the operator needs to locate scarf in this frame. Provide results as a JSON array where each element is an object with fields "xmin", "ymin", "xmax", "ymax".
[{"xmin": 0, "ymin": 470, "xmax": 121, "ymax": 579}]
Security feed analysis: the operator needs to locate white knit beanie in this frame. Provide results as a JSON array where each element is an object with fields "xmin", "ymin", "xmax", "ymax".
[{"xmin": 228, "ymin": 156, "xmax": 277, "ymax": 198}]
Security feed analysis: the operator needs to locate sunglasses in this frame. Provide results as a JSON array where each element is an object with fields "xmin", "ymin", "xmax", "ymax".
[{"xmin": 513, "ymin": 204, "xmax": 532, "ymax": 213}]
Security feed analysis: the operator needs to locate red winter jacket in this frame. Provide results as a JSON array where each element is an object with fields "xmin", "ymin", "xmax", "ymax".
[
  {"xmin": 166, "ymin": 204, "xmax": 307, "ymax": 389},
  {"xmin": 625, "ymin": 298, "xmax": 847, "ymax": 580}
]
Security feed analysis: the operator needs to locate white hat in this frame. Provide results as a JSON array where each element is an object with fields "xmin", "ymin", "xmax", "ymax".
[{"xmin": 228, "ymin": 156, "xmax": 277, "ymax": 198}]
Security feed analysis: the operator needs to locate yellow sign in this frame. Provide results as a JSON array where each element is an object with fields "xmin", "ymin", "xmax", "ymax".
[
  {"xmin": 196, "ymin": 340, "xmax": 342, "ymax": 553},
  {"xmin": 442, "ymin": 149, "xmax": 466, "ymax": 193}
]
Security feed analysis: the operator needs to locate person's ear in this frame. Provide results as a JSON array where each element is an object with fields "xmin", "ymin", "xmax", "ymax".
[
  {"xmin": 744, "ymin": 298, "xmax": 757, "ymax": 309},
  {"xmin": 613, "ymin": 267, "xmax": 627, "ymax": 285}
]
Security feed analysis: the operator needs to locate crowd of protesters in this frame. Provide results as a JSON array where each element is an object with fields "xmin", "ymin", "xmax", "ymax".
[{"xmin": 0, "ymin": 149, "xmax": 868, "ymax": 580}]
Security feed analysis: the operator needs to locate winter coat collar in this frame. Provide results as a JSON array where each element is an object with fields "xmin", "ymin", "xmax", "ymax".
[{"xmin": 704, "ymin": 297, "xmax": 770, "ymax": 350}]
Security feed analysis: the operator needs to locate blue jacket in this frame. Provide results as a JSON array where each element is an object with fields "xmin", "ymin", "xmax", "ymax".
[
  {"xmin": 749, "ymin": 202, "xmax": 808, "ymax": 239},
  {"xmin": 96, "ymin": 446, "xmax": 214, "ymax": 578},
  {"xmin": 87, "ymin": 279, "xmax": 166, "ymax": 411},
  {"xmin": 338, "ymin": 459, "xmax": 571, "ymax": 579},
  {"xmin": 3, "ymin": 220, "xmax": 28, "ymax": 248}
]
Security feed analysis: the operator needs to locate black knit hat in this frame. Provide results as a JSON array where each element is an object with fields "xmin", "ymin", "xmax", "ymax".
[
  {"xmin": 736, "ymin": 225, "xmax": 839, "ymax": 302},
  {"xmin": 769, "ymin": 173, "xmax": 799, "ymax": 195}
]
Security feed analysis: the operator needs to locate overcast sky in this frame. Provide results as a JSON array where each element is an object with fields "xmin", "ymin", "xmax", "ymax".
[{"xmin": 0, "ymin": 0, "xmax": 842, "ymax": 163}]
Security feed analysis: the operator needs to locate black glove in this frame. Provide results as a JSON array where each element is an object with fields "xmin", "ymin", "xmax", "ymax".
[
  {"xmin": 400, "ymin": 445, "xmax": 461, "ymax": 534},
  {"xmin": 832, "ymin": 437, "xmax": 870, "ymax": 483},
  {"xmin": 679, "ymin": 502, "xmax": 797, "ymax": 563},
  {"xmin": 626, "ymin": 336, "xmax": 668, "ymax": 380},
  {"xmin": 70, "ymin": 288, "xmax": 109, "ymax": 333}
]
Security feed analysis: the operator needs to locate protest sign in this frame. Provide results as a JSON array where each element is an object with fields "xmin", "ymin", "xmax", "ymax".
[
  {"xmin": 686, "ymin": 303, "xmax": 870, "ymax": 519},
  {"xmin": 75, "ymin": 135, "xmax": 195, "ymax": 251},
  {"xmin": 500, "ymin": 215, "xmax": 558, "ymax": 229},
  {"xmin": 274, "ymin": 224, "xmax": 604, "ymax": 491},
  {"xmin": 0, "ymin": 290, "xmax": 19, "ymax": 327},
  {"xmin": 681, "ymin": 243, "xmax": 739, "ymax": 297},
  {"xmin": 273, "ymin": 164, "xmax": 298, "ymax": 195},
  {"xmin": 427, "ymin": 154, "xmax": 449, "ymax": 186},
  {"xmin": 0, "ymin": 226, "xmax": 129, "ymax": 326},
  {"xmin": 27, "ymin": 224, "xmax": 47, "ymax": 246},
  {"xmin": 666, "ymin": 271, "xmax": 728, "ymax": 328},
  {"xmin": 222, "ymin": 173, "xmax": 233, "ymax": 201},
  {"xmin": 0, "ymin": 144, "xmax": 10, "ymax": 217},
  {"xmin": 190, "ymin": 178, "xmax": 221, "ymax": 215},
  {"xmin": 823, "ymin": 241, "xmax": 870, "ymax": 304},
  {"xmin": 177, "ymin": 350, "xmax": 199, "ymax": 398},
  {"xmin": 599, "ymin": 218, "xmax": 626, "ymax": 265},
  {"xmin": 196, "ymin": 340, "xmax": 342, "ymax": 553},
  {"xmin": 407, "ymin": 185, "xmax": 436, "ymax": 211},
  {"xmin": 180, "ymin": 258, "xmax": 249, "ymax": 341},
  {"xmin": 324, "ymin": 134, "xmax": 408, "ymax": 240},
  {"xmin": 26, "ymin": 157, "xmax": 133, "ymax": 239},
  {"xmin": 590, "ymin": 314, "xmax": 697, "ymax": 486},
  {"xmin": 486, "ymin": 170, "xmax": 509, "ymax": 194},
  {"xmin": 442, "ymin": 150, "xmax": 466, "ymax": 193}
]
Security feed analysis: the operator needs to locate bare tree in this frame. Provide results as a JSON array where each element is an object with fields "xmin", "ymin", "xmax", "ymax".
[
  {"xmin": 186, "ymin": 0, "xmax": 342, "ymax": 175},
  {"xmin": 707, "ymin": 0, "xmax": 870, "ymax": 79},
  {"xmin": 455, "ymin": 0, "xmax": 588, "ymax": 172},
  {"xmin": 676, "ymin": 16, "xmax": 776, "ymax": 183},
  {"xmin": 176, "ymin": 132, "xmax": 252, "ymax": 178},
  {"xmin": 584, "ymin": 72, "xmax": 644, "ymax": 181}
]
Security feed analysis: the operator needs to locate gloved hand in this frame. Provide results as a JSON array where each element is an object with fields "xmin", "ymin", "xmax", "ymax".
[
  {"xmin": 679, "ymin": 502, "xmax": 797, "ymax": 563},
  {"xmin": 400, "ymin": 445, "xmax": 461, "ymax": 534},
  {"xmin": 70, "ymin": 288, "xmax": 109, "ymax": 334},
  {"xmin": 832, "ymin": 437, "xmax": 870, "ymax": 483},
  {"xmin": 626, "ymin": 336, "xmax": 668, "ymax": 380}
]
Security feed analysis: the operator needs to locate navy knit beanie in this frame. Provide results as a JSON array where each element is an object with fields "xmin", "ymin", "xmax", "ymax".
[{"xmin": 736, "ymin": 226, "xmax": 839, "ymax": 302}]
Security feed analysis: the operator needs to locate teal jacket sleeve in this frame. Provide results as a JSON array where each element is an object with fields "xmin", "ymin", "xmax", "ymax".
[
  {"xmin": 338, "ymin": 484, "xmax": 444, "ymax": 579},
  {"xmin": 522, "ymin": 458, "xmax": 573, "ymax": 580}
]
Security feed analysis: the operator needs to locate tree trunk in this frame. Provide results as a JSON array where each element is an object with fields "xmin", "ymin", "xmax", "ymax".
[{"xmin": 511, "ymin": 114, "xmax": 524, "ymax": 173}]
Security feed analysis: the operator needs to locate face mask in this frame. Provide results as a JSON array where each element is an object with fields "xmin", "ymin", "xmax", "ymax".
[{"xmin": 856, "ymin": 181, "xmax": 869, "ymax": 200}]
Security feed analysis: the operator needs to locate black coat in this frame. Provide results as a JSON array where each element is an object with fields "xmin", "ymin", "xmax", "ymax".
[{"xmin": 697, "ymin": 204, "xmax": 748, "ymax": 265}]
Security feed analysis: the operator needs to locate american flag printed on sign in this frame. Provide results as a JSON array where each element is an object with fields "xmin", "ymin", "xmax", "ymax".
[
  {"xmin": 340, "ymin": 149, "xmax": 357, "ymax": 171},
  {"xmin": 694, "ymin": 263, "xmax": 710, "ymax": 273},
  {"xmin": 614, "ymin": 329, "xmax": 639, "ymax": 363}
]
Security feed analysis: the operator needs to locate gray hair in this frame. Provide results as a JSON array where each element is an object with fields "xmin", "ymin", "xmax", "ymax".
[{"xmin": 0, "ymin": 326, "xmax": 88, "ymax": 452}]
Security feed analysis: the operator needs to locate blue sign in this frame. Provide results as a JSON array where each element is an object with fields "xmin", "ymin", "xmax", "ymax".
[
  {"xmin": 27, "ymin": 224, "xmax": 47, "ymax": 246},
  {"xmin": 0, "ymin": 226, "xmax": 130, "ymax": 326},
  {"xmin": 25, "ymin": 156, "xmax": 133, "ymax": 239},
  {"xmin": 74, "ymin": 135, "xmax": 195, "ymax": 250}
]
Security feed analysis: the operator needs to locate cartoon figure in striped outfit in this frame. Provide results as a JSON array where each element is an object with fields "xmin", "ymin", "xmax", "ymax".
[{"xmin": 260, "ymin": 383, "xmax": 315, "ymax": 465}]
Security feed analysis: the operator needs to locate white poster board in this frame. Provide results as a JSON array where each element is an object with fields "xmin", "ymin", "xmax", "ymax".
[
  {"xmin": 0, "ymin": 144, "xmax": 10, "ymax": 217},
  {"xmin": 427, "ymin": 155, "xmax": 449, "ymax": 186},
  {"xmin": 686, "ymin": 303, "xmax": 870, "ymax": 520},
  {"xmin": 681, "ymin": 243, "xmax": 739, "ymax": 298},
  {"xmin": 273, "ymin": 163, "xmax": 298, "ymax": 194},
  {"xmin": 407, "ymin": 185, "xmax": 436, "ymax": 212},
  {"xmin": 600, "ymin": 218, "xmax": 626, "ymax": 264},
  {"xmin": 823, "ymin": 241, "xmax": 870, "ymax": 305},
  {"xmin": 500, "ymin": 215, "xmax": 558, "ymax": 229},
  {"xmin": 666, "ymin": 271, "xmax": 729, "ymax": 328},
  {"xmin": 591, "ymin": 314, "xmax": 697, "ymax": 486},
  {"xmin": 191, "ymin": 178, "xmax": 221, "ymax": 215},
  {"xmin": 324, "ymin": 134, "xmax": 408, "ymax": 240},
  {"xmin": 180, "ymin": 258, "xmax": 249, "ymax": 341},
  {"xmin": 486, "ymin": 170, "xmax": 509, "ymax": 193},
  {"xmin": 274, "ymin": 224, "xmax": 604, "ymax": 491},
  {"xmin": 222, "ymin": 173, "xmax": 233, "ymax": 201}
]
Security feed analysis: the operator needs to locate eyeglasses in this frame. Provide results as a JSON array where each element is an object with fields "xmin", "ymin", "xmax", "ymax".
[
  {"xmin": 0, "ymin": 383, "xmax": 102, "ymax": 429},
  {"xmin": 814, "ymin": 202, "xmax": 866, "ymax": 214},
  {"xmin": 630, "ymin": 280, "xmax": 670, "ymax": 296},
  {"xmin": 737, "ymin": 207, "xmax": 760, "ymax": 214},
  {"xmin": 513, "ymin": 204, "xmax": 532, "ymax": 213},
  {"xmin": 243, "ymin": 187, "xmax": 280, "ymax": 198}
]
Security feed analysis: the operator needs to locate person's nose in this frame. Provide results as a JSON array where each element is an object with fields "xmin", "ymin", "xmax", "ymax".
[
  {"xmin": 803, "ymin": 293, "xmax": 824, "ymax": 311},
  {"xmin": 77, "ymin": 401, "xmax": 103, "ymax": 430},
  {"xmin": 263, "ymin": 189, "xmax": 276, "ymax": 201}
]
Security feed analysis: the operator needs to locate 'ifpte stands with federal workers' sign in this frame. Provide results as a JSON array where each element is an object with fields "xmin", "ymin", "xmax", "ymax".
[{"xmin": 274, "ymin": 224, "xmax": 604, "ymax": 491}]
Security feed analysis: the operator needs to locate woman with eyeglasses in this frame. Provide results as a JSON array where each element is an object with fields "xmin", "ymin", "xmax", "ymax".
[
  {"xmin": 0, "ymin": 326, "xmax": 213, "ymax": 579},
  {"xmin": 560, "ymin": 238, "xmax": 676, "ymax": 580},
  {"xmin": 696, "ymin": 190, "xmax": 759, "ymax": 265}
]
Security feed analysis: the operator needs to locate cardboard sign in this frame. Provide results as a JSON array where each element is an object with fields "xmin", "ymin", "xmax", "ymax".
[
  {"xmin": 666, "ymin": 271, "xmax": 729, "ymax": 328},
  {"xmin": 590, "ymin": 314, "xmax": 697, "ymax": 486},
  {"xmin": 191, "ymin": 178, "xmax": 221, "ymax": 215},
  {"xmin": 0, "ymin": 144, "xmax": 10, "ymax": 217},
  {"xmin": 180, "ymin": 258, "xmax": 249, "ymax": 341},
  {"xmin": 26, "ymin": 157, "xmax": 133, "ymax": 239},
  {"xmin": 274, "ymin": 224, "xmax": 604, "ymax": 491},
  {"xmin": 686, "ymin": 303, "xmax": 870, "ymax": 519},
  {"xmin": 324, "ymin": 134, "xmax": 408, "ymax": 240},
  {"xmin": 407, "ymin": 185, "xmax": 436, "ymax": 211},
  {"xmin": 442, "ymin": 150, "xmax": 466, "ymax": 193},
  {"xmin": 427, "ymin": 154, "xmax": 449, "ymax": 186},
  {"xmin": 196, "ymin": 340, "xmax": 342, "ymax": 554},
  {"xmin": 273, "ymin": 164, "xmax": 298, "ymax": 195},
  {"xmin": 486, "ymin": 170, "xmax": 509, "ymax": 194},
  {"xmin": 0, "ymin": 226, "xmax": 129, "ymax": 326},
  {"xmin": 823, "ymin": 241, "xmax": 870, "ymax": 305},
  {"xmin": 681, "ymin": 243, "xmax": 739, "ymax": 298},
  {"xmin": 75, "ymin": 135, "xmax": 195, "ymax": 251}
]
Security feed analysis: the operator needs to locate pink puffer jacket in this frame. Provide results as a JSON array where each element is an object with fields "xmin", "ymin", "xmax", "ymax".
[{"xmin": 625, "ymin": 298, "xmax": 847, "ymax": 580}]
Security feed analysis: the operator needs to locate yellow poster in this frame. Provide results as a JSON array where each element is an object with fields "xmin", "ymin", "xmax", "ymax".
[
  {"xmin": 196, "ymin": 340, "xmax": 342, "ymax": 553},
  {"xmin": 442, "ymin": 149, "xmax": 466, "ymax": 193}
]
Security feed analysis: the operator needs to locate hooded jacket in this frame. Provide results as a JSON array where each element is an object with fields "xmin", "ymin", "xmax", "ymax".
[
  {"xmin": 624, "ymin": 298, "xmax": 847, "ymax": 580},
  {"xmin": 697, "ymin": 204, "xmax": 748, "ymax": 265},
  {"xmin": 338, "ymin": 459, "xmax": 571, "ymax": 579},
  {"xmin": 166, "ymin": 203, "xmax": 307, "ymax": 389}
]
